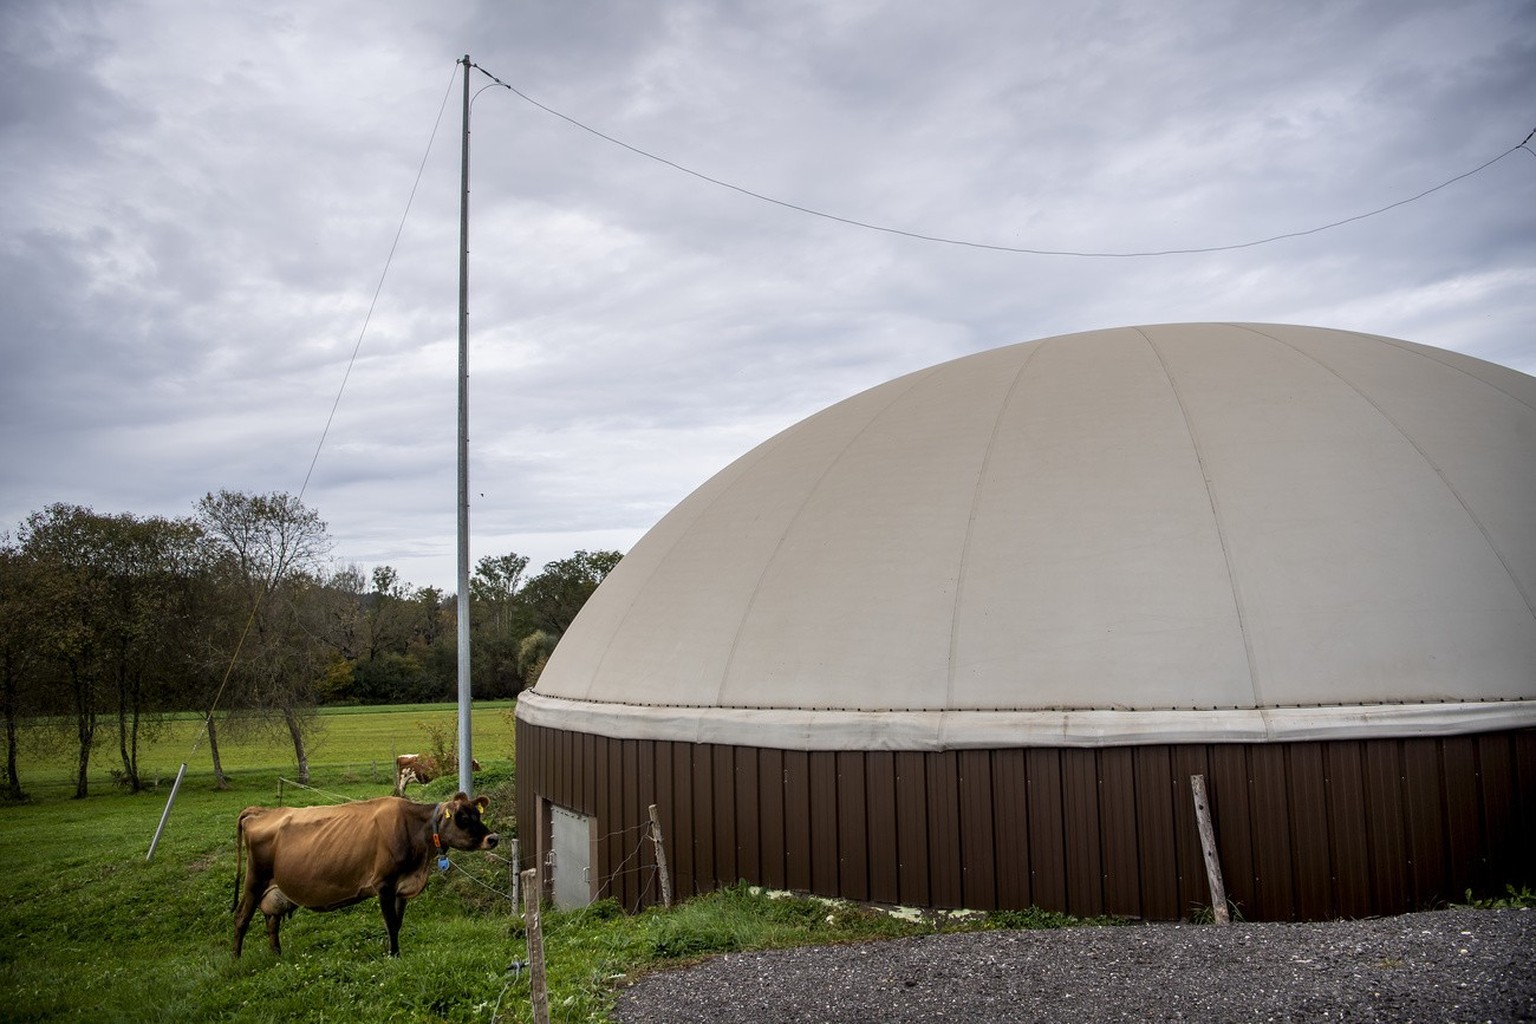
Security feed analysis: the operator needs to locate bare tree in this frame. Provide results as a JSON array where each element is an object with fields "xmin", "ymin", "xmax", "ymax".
[{"xmin": 195, "ymin": 490, "xmax": 331, "ymax": 784}]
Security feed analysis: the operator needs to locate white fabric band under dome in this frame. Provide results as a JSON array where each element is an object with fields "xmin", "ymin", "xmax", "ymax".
[{"xmin": 515, "ymin": 690, "xmax": 1536, "ymax": 751}]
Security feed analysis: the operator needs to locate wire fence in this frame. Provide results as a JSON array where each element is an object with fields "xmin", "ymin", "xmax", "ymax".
[
  {"xmin": 259, "ymin": 776, "xmax": 679, "ymax": 1023},
  {"xmin": 591, "ymin": 818, "xmax": 667, "ymax": 914}
]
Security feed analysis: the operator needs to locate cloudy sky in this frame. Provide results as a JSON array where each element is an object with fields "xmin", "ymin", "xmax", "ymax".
[{"xmin": 3, "ymin": 1, "xmax": 1533, "ymax": 591}]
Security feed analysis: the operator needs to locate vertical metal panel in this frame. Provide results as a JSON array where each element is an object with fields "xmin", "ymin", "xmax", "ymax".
[
  {"xmin": 1169, "ymin": 746, "xmax": 1212, "ymax": 917},
  {"xmin": 783, "ymin": 750, "xmax": 812, "ymax": 891},
  {"xmin": 1286, "ymin": 744, "xmax": 1335, "ymax": 920},
  {"xmin": 1364, "ymin": 740, "xmax": 1410, "ymax": 913},
  {"xmin": 809, "ymin": 751, "xmax": 840, "ymax": 895},
  {"xmin": 712, "ymin": 745, "xmax": 737, "ymax": 887},
  {"xmin": 1402, "ymin": 737, "xmax": 1449, "ymax": 907},
  {"xmin": 1098, "ymin": 747, "xmax": 1141, "ymax": 918},
  {"xmin": 1249, "ymin": 745, "xmax": 1296, "ymax": 920},
  {"xmin": 1208, "ymin": 745, "xmax": 1257, "ymax": 918},
  {"xmin": 691, "ymin": 744, "xmax": 716, "ymax": 893},
  {"xmin": 1440, "ymin": 736, "xmax": 1484, "ymax": 899},
  {"xmin": 865, "ymin": 752, "xmax": 900, "ymax": 904},
  {"xmin": 636, "ymin": 739, "xmax": 659, "ymax": 907},
  {"xmin": 651, "ymin": 740, "xmax": 670, "ymax": 887},
  {"xmin": 601, "ymin": 734, "xmax": 623, "ymax": 901},
  {"xmin": 543, "ymin": 724, "xmax": 562, "ymax": 810},
  {"xmin": 620, "ymin": 739, "xmax": 643, "ymax": 908},
  {"xmin": 925, "ymin": 752, "xmax": 963, "ymax": 908},
  {"xmin": 992, "ymin": 749, "xmax": 1032, "ymax": 910},
  {"xmin": 958, "ymin": 750, "xmax": 998, "ymax": 910},
  {"xmin": 1512, "ymin": 731, "xmax": 1536, "ymax": 888},
  {"xmin": 1026, "ymin": 748, "xmax": 1067, "ymax": 912},
  {"xmin": 758, "ymin": 748, "xmax": 787, "ymax": 889},
  {"xmin": 562, "ymin": 728, "xmax": 579, "ymax": 809},
  {"xmin": 1322, "ymin": 741, "xmax": 1372, "ymax": 918},
  {"xmin": 736, "ymin": 747, "xmax": 762, "ymax": 887},
  {"xmin": 1061, "ymin": 748, "xmax": 1104, "ymax": 916},
  {"xmin": 837, "ymin": 752, "xmax": 870, "ymax": 901},
  {"xmin": 547, "ymin": 728, "xmax": 564, "ymax": 807},
  {"xmin": 666, "ymin": 741, "xmax": 697, "ymax": 898},
  {"xmin": 581, "ymin": 731, "xmax": 599, "ymax": 813},
  {"xmin": 894, "ymin": 751, "xmax": 930, "ymax": 906},
  {"xmin": 1132, "ymin": 746, "xmax": 1179, "ymax": 920},
  {"xmin": 1474, "ymin": 734, "xmax": 1515, "ymax": 888}
]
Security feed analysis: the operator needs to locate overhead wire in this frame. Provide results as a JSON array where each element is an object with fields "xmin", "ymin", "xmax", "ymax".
[{"xmin": 471, "ymin": 61, "xmax": 1532, "ymax": 259}]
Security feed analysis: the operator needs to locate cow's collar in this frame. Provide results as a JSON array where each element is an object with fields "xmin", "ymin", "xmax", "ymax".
[{"xmin": 430, "ymin": 801, "xmax": 452, "ymax": 872}]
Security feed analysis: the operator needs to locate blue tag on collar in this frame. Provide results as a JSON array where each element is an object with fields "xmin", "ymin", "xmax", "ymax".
[{"xmin": 438, "ymin": 856, "xmax": 451, "ymax": 872}]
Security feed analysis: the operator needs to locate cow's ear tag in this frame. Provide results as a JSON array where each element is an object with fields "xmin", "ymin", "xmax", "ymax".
[{"xmin": 438, "ymin": 855, "xmax": 451, "ymax": 872}]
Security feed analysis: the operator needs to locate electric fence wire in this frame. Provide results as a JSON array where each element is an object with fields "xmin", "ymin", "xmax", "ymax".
[{"xmin": 470, "ymin": 61, "xmax": 1534, "ymax": 259}]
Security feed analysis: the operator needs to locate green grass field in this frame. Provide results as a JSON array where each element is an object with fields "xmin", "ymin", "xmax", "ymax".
[
  {"xmin": 14, "ymin": 701, "xmax": 519, "ymax": 802},
  {"xmin": 1, "ymin": 702, "xmax": 1115, "ymax": 1023}
]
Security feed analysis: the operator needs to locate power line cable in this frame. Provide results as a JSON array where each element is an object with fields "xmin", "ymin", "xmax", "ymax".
[{"xmin": 471, "ymin": 62, "xmax": 1531, "ymax": 259}]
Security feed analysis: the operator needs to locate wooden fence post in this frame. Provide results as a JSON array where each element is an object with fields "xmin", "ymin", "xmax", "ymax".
[
  {"xmin": 1190, "ymin": 774, "xmax": 1230, "ymax": 924},
  {"xmin": 648, "ymin": 803, "xmax": 673, "ymax": 908},
  {"xmin": 522, "ymin": 868, "xmax": 550, "ymax": 1024}
]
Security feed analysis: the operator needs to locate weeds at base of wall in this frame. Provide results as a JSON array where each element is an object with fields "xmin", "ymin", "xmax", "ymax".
[{"xmin": 1462, "ymin": 884, "xmax": 1536, "ymax": 910}]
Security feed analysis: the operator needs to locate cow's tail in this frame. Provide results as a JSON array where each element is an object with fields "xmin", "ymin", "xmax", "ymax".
[{"xmin": 231, "ymin": 811, "xmax": 248, "ymax": 913}]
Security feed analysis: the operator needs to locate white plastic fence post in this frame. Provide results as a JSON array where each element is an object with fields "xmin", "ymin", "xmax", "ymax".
[{"xmin": 146, "ymin": 762, "xmax": 189, "ymax": 863}]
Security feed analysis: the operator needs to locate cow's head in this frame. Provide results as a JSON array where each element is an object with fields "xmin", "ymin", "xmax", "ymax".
[{"xmin": 438, "ymin": 792, "xmax": 499, "ymax": 850}]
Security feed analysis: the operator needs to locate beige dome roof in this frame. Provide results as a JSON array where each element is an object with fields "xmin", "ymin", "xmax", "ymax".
[{"xmin": 520, "ymin": 323, "xmax": 1536, "ymax": 748}]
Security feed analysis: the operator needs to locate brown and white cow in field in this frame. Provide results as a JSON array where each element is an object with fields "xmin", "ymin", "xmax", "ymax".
[
  {"xmin": 232, "ymin": 792, "xmax": 498, "ymax": 957},
  {"xmin": 393, "ymin": 754, "xmax": 483, "ymax": 795}
]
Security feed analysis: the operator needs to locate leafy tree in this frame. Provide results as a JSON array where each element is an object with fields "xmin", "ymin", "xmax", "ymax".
[
  {"xmin": 12, "ymin": 506, "xmax": 202, "ymax": 795},
  {"xmin": 471, "ymin": 552, "xmax": 530, "ymax": 698},
  {"xmin": 311, "ymin": 565, "xmax": 452, "ymax": 705},
  {"xmin": 98, "ymin": 513, "xmax": 211, "ymax": 791},
  {"xmin": 0, "ymin": 536, "xmax": 40, "ymax": 800},
  {"xmin": 518, "ymin": 550, "xmax": 622, "ymax": 638},
  {"xmin": 516, "ymin": 630, "xmax": 557, "ymax": 687}
]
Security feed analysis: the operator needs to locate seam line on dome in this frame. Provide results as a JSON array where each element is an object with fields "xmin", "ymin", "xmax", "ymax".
[
  {"xmin": 945, "ymin": 338, "xmax": 1049, "ymax": 708},
  {"xmin": 1137, "ymin": 325, "xmax": 1264, "ymax": 706},
  {"xmin": 716, "ymin": 367, "xmax": 939, "ymax": 704},
  {"xmin": 1249, "ymin": 324, "xmax": 1536, "ymax": 624},
  {"xmin": 1359, "ymin": 330, "xmax": 1536, "ymax": 416}
]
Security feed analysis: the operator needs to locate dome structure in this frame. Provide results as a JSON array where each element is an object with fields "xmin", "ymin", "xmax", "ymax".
[
  {"xmin": 521, "ymin": 322, "xmax": 1536, "ymax": 745},
  {"xmin": 516, "ymin": 323, "xmax": 1536, "ymax": 920}
]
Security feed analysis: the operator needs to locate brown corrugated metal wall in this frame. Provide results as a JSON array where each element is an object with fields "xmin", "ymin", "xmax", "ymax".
[{"xmin": 515, "ymin": 721, "xmax": 1536, "ymax": 921}]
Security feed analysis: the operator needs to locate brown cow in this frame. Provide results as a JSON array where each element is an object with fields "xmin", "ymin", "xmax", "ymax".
[
  {"xmin": 232, "ymin": 792, "xmax": 498, "ymax": 957},
  {"xmin": 393, "ymin": 754, "xmax": 483, "ymax": 795}
]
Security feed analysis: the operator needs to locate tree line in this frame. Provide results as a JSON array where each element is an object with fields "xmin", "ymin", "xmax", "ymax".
[{"xmin": 0, "ymin": 491, "xmax": 621, "ymax": 800}]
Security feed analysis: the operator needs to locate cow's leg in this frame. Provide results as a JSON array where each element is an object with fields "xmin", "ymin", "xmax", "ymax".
[
  {"xmin": 233, "ymin": 868, "xmax": 269, "ymax": 957},
  {"xmin": 265, "ymin": 910, "xmax": 283, "ymax": 954},
  {"xmin": 259, "ymin": 887, "xmax": 296, "ymax": 955},
  {"xmin": 232, "ymin": 887, "xmax": 256, "ymax": 957},
  {"xmin": 379, "ymin": 887, "xmax": 407, "ymax": 956}
]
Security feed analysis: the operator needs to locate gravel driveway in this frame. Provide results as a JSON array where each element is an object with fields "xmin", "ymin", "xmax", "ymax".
[{"xmin": 616, "ymin": 907, "xmax": 1534, "ymax": 1023}]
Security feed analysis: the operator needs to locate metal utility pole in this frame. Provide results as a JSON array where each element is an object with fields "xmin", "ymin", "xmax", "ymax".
[{"xmin": 456, "ymin": 54, "xmax": 474, "ymax": 798}]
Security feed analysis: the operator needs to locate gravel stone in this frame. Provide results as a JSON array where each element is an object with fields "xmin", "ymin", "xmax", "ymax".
[{"xmin": 616, "ymin": 908, "xmax": 1535, "ymax": 1023}]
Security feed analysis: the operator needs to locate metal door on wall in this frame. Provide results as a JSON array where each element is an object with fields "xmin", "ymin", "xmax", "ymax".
[{"xmin": 549, "ymin": 803, "xmax": 595, "ymax": 909}]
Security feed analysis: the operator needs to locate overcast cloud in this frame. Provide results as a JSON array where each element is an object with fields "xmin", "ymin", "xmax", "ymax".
[{"xmin": 2, "ymin": 0, "xmax": 1533, "ymax": 590}]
